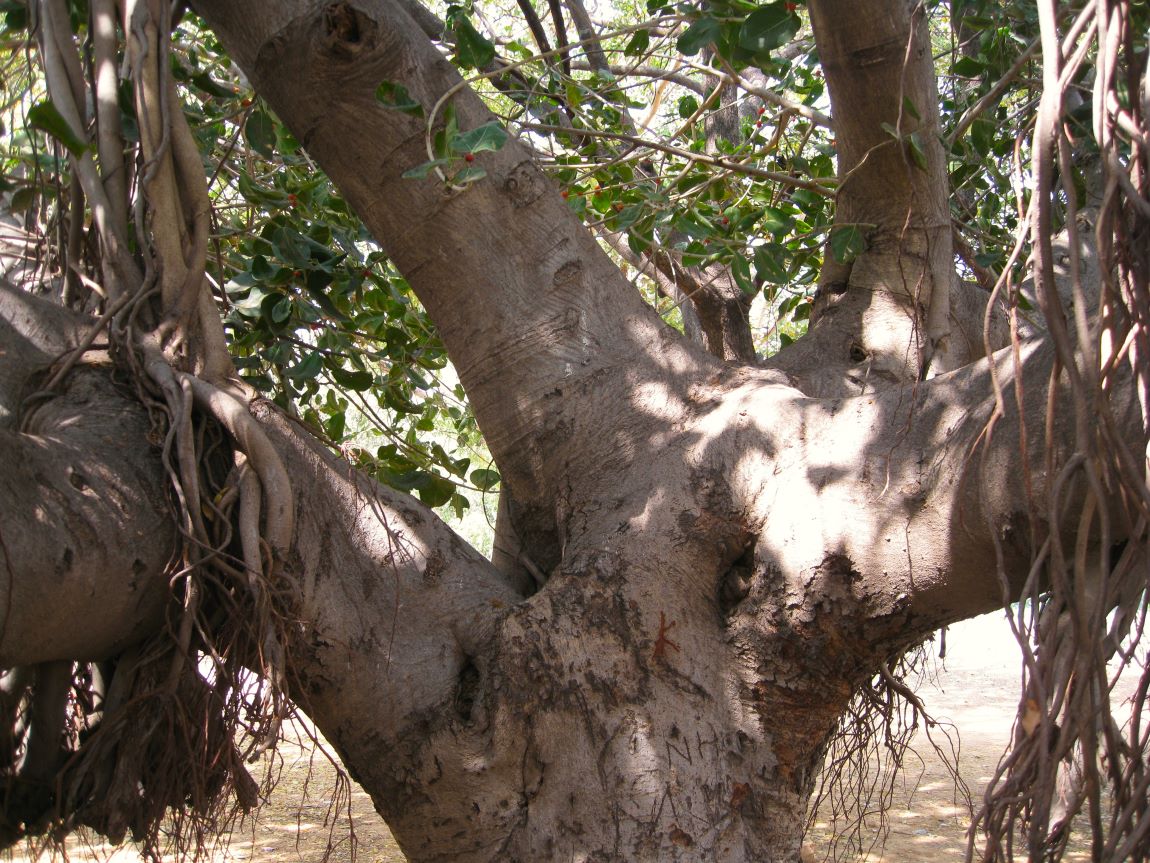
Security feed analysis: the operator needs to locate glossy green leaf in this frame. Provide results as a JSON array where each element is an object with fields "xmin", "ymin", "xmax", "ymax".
[
  {"xmin": 624, "ymin": 29, "xmax": 651, "ymax": 57},
  {"xmin": 270, "ymin": 295, "xmax": 293, "ymax": 323},
  {"xmin": 754, "ymin": 245, "xmax": 789, "ymax": 284},
  {"xmin": 738, "ymin": 6, "xmax": 798, "ymax": 57},
  {"xmin": 469, "ymin": 468, "xmax": 501, "ymax": 491},
  {"xmin": 27, "ymin": 101, "xmax": 88, "ymax": 155},
  {"xmin": 451, "ymin": 121, "xmax": 508, "ymax": 154},
  {"xmin": 829, "ymin": 224, "xmax": 868, "ymax": 264},
  {"xmin": 907, "ymin": 131, "xmax": 928, "ymax": 171},
  {"xmin": 286, "ymin": 352, "xmax": 323, "ymax": 381},
  {"xmin": 332, "ymin": 367, "xmax": 375, "ymax": 391},
  {"xmin": 402, "ymin": 158, "xmax": 449, "ymax": 179},
  {"xmin": 244, "ymin": 109, "xmax": 277, "ymax": 158},
  {"xmin": 452, "ymin": 17, "xmax": 495, "ymax": 69},
  {"xmin": 677, "ymin": 17, "xmax": 721, "ymax": 56},
  {"xmin": 414, "ymin": 472, "xmax": 456, "ymax": 507},
  {"xmin": 453, "ymin": 165, "xmax": 488, "ymax": 184}
]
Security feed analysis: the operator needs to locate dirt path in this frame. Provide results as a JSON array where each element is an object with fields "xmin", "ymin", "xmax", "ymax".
[{"xmin": 10, "ymin": 613, "xmax": 1136, "ymax": 862}]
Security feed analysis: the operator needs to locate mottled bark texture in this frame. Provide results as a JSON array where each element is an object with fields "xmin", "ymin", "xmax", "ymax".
[{"xmin": 0, "ymin": 0, "xmax": 1142, "ymax": 860}]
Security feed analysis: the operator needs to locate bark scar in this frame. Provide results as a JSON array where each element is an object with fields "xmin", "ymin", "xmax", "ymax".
[{"xmin": 652, "ymin": 610, "xmax": 680, "ymax": 661}]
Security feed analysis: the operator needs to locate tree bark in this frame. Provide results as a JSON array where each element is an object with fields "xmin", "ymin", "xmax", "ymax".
[
  {"xmin": 166, "ymin": 1, "xmax": 1147, "ymax": 859},
  {"xmin": 3, "ymin": 0, "xmax": 1144, "ymax": 859}
]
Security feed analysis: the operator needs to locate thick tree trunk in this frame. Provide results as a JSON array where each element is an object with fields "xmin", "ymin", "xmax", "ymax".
[
  {"xmin": 169, "ymin": 1, "xmax": 1143, "ymax": 860},
  {"xmin": 5, "ymin": 278, "xmax": 1130, "ymax": 859},
  {"xmin": 2, "ymin": 0, "xmax": 1144, "ymax": 860}
]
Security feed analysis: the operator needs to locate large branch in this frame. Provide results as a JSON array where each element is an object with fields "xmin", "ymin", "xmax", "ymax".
[
  {"xmin": 250, "ymin": 406, "xmax": 523, "ymax": 769},
  {"xmin": 789, "ymin": 0, "xmax": 958, "ymax": 392},
  {"xmin": 750, "ymin": 336, "xmax": 1145, "ymax": 651},
  {"xmin": 0, "ymin": 287, "xmax": 175, "ymax": 665},
  {"xmin": 192, "ymin": 0, "xmax": 714, "ymax": 516},
  {"xmin": 0, "ymin": 280, "xmax": 523, "ymax": 793}
]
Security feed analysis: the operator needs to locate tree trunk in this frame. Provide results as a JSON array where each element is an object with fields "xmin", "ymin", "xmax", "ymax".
[{"xmin": 1, "ymin": 0, "xmax": 1144, "ymax": 859}]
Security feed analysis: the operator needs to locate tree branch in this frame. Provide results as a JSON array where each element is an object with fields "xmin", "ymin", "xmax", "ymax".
[{"xmin": 192, "ymin": 0, "xmax": 717, "ymax": 519}]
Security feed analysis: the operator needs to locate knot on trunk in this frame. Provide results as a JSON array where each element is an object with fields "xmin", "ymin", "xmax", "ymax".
[{"xmin": 323, "ymin": 3, "xmax": 372, "ymax": 57}]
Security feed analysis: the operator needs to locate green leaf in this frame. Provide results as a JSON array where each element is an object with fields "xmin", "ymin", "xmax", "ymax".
[
  {"xmin": 952, "ymin": 56, "xmax": 984, "ymax": 77},
  {"xmin": 325, "ymin": 411, "xmax": 347, "ymax": 441},
  {"xmin": 375, "ymin": 81, "xmax": 424, "ymax": 118},
  {"xmin": 612, "ymin": 203, "xmax": 643, "ymax": 230},
  {"xmin": 760, "ymin": 206, "xmax": 792, "ymax": 236},
  {"xmin": 754, "ymin": 245, "xmax": 789, "ymax": 284},
  {"xmin": 678, "ymin": 95, "xmax": 699, "ymax": 119},
  {"xmin": 414, "ymin": 472, "xmax": 456, "ymax": 507},
  {"xmin": 452, "ymin": 17, "xmax": 495, "ymax": 69},
  {"xmin": 244, "ymin": 109, "xmax": 277, "ymax": 158},
  {"xmin": 271, "ymin": 227, "xmax": 309, "ymax": 267},
  {"xmin": 449, "ymin": 493, "xmax": 471, "ymax": 520},
  {"xmin": 677, "ymin": 17, "xmax": 721, "ymax": 56},
  {"xmin": 624, "ymin": 29, "xmax": 651, "ymax": 57},
  {"xmin": 232, "ymin": 285, "xmax": 269, "ymax": 316},
  {"xmin": 270, "ymin": 294, "xmax": 293, "ymax": 323},
  {"xmin": 907, "ymin": 131, "xmax": 928, "ymax": 171},
  {"xmin": 731, "ymin": 255, "xmax": 756, "ymax": 295},
  {"xmin": 2, "ymin": 1, "xmax": 28, "ymax": 30},
  {"xmin": 190, "ymin": 72, "xmax": 236, "ymax": 99},
  {"xmin": 452, "ymin": 165, "xmax": 487, "ymax": 185},
  {"xmin": 286, "ymin": 352, "xmax": 323, "ymax": 381},
  {"xmin": 469, "ymin": 468, "xmax": 501, "ymax": 491},
  {"xmin": 738, "ymin": 5, "xmax": 798, "ymax": 57},
  {"xmin": 237, "ymin": 172, "xmax": 288, "ymax": 206},
  {"xmin": 332, "ymin": 367, "xmax": 375, "ymax": 391},
  {"xmin": 901, "ymin": 96, "xmax": 921, "ymax": 121},
  {"xmin": 402, "ymin": 158, "xmax": 449, "ymax": 179},
  {"xmin": 829, "ymin": 224, "xmax": 868, "ymax": 264},
  {"xmin": 450, "ymin": 121, "xmax": 508, "ymax": 154},
  {"xmin": 27, "ymin": 101, "xmax": 88, "ymax": 155},
  {"xmin": 673, "ymin": 213, "xmax": 714, "ymax": 241}
]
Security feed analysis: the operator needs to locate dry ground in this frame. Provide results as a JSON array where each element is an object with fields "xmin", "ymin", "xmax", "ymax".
[{"xmin": 6, "ymin": 613, "xmax": 1139, "ymax": 862}]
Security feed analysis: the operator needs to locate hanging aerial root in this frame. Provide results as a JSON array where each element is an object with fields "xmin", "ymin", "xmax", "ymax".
[{"xmin": 808, "ymin": 644, "xmax": 968, "ymax": 861}]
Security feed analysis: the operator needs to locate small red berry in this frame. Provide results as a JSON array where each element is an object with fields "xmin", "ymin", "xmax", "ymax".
[
  {"xmin": 720, "ymin": 216, "xmax": 730, "ymax": 226},
  {"xmin": 287, "ymin": 193, "xmax": 298, "ymax": 205},
  {"xmin": 292, "ymin": 269, "xmax": 302, "ymax": 278},
  {"xmin": 758, "ymin": 107, "xmax": 766, "ymax": 116},
  {"xmin": 241, "ymin": 98, "xmax": 252, "ymax": 107},
  {"xmin": 362, "ymin": 269, "xmax": 371, "ymax": 277},
  {"xmin": 613, "ymin": 202, "xmax": 625, "ymax": 212},
  {"xmin": 561, "ymin": 190, "xmax": 569, "ymax": 199},
  {"xmin": 464, "ymin": 152, "xmax": 475, "ymax": 162}
]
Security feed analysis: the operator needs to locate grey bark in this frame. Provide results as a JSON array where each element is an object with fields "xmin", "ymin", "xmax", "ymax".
[
  {"xmin": 180, "ymin": 0, "xmax": 1144, "ymax": 858},
  {"xmin": 0, "ymin": 0, "xmax": 1143, "ymax": 860}
]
